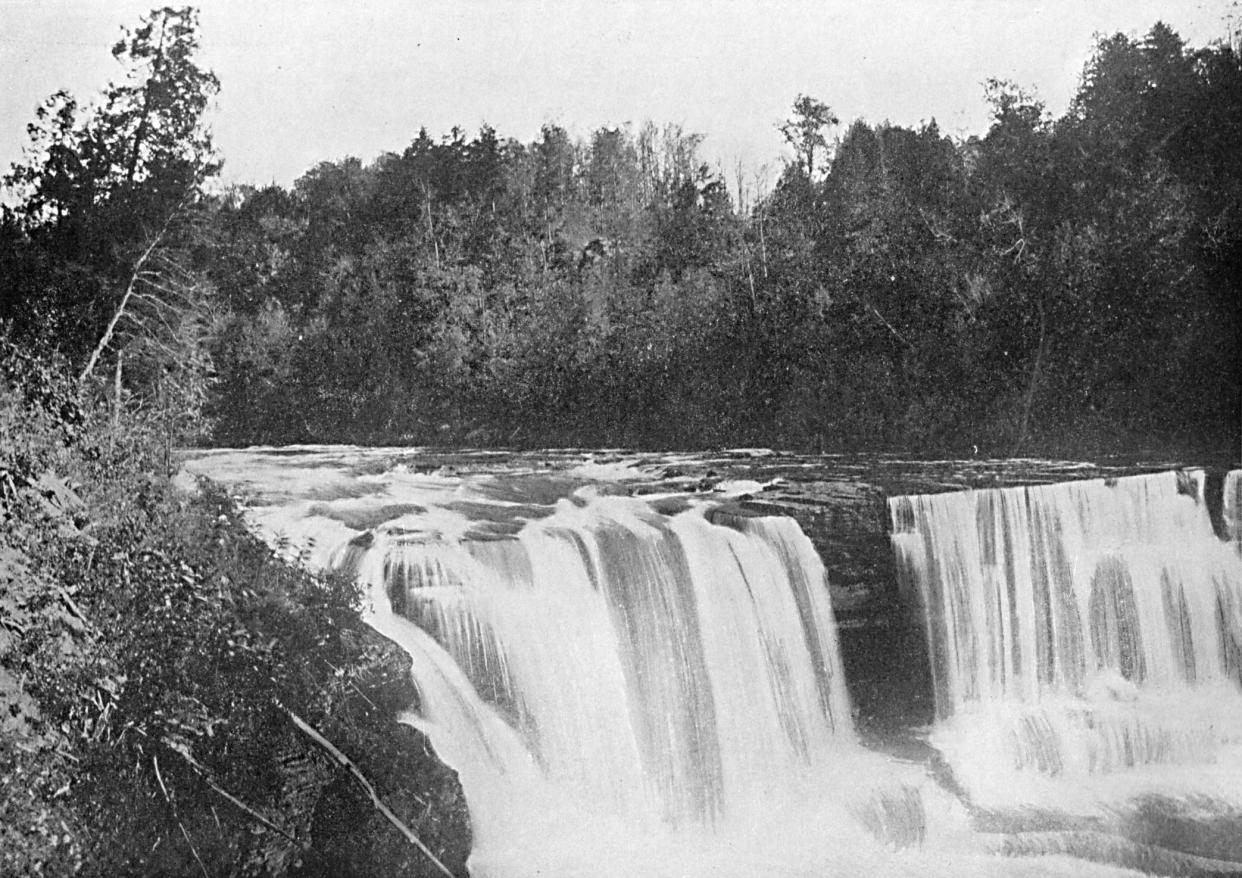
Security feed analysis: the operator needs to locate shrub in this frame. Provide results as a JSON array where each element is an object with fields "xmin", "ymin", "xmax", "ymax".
[{"xmin": 1, "ymin": 345, "xmax": 470, "ymax": 876}]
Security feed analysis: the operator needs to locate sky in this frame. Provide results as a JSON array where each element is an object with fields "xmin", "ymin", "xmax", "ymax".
[{"xmin": 0, "ymin": 0, "xmax": 1237, "ymax": 193}]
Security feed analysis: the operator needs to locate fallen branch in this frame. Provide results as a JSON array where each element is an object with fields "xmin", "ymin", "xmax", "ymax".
[
  {"xmin": 861, "ymin": 298, "xmax": 915, "ymax": 350},
  {"xmin": 57, "ymin": 587, "xmax": 94, "ymax": 634},
  {"xmin": 153, "ymin": 754, "xmax": 210, "ymax": 878},
  {"xmin": 178, "ymin": 821, "xmax": 210, "ymax": 878},
  {"xmin": 166, "ymin": 743, "xmax": 297, "ymax": 842},
  {"xmin": 286, "ymin": 708, "xmax": 454, "ymax": 878}
]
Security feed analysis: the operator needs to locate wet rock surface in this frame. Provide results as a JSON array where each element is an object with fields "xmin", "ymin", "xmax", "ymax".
[{"xmin": 300, "ymin": 625, "xmax": 472, "ymax": 878}]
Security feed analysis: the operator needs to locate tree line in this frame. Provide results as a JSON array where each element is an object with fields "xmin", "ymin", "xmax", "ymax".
[{"xmin": 2, "ymin": 12, "xmax": 1238, "ymax": 456}]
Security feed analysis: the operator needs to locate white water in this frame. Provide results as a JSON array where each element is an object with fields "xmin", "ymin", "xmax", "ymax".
[
  {"xmin": 343, "ymin": 494, "xmax": 893, "ymax": 876},
  {"xmin": 183, "ymin": 448, "xmax": 1201, "ymax": 876},
  {"xmin": 891, "ymin": 470, "xmax": 1242, "ymax": 813}
]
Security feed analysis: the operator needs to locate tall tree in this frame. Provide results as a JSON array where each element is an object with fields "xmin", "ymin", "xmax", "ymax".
[
  {"xmin": 5, "ymin": 6, "xmax": 219, "ymax": 239},
  {"xmin": 2, "ymin": 6, "xmax": 221, "ymax": 441},
  {"xmin": 779, "ymin": 94, "xmax": 839, "ymax": 178}
]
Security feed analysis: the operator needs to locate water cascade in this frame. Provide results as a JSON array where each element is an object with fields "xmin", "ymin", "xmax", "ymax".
[
  {"xmin": 337, "ymin": 493, "xmax": 899, "ymax": 876},
  {"xmin": 184, "ymin": 448, "xmax": 1229, "ymax": 875},
  {"xmin": 891, "ymin": 470, "xmax": 1242, "ymax": 813}
]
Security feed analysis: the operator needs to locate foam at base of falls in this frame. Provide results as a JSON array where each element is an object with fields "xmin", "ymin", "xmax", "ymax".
[{"xmin": 930, "ymin": 688, "xmax": 1242, "ymax": 814}]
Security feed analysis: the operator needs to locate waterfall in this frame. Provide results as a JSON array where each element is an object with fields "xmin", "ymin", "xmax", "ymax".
[
  {"xmin": 337, "ymin": 493, "xmax": 888, "ymax": 876},
  {"xmin": 891, "ymin": 470, "xmax": 1242, "ymax": 813},
  {"xmin": 186, "ymin": 447, "xmax": 1234, "ymax": 875}
]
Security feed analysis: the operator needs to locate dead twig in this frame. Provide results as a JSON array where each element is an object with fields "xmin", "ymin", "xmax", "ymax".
[
  {"xmin": 166, "ymin": 743, "xmax": 297, "ymax": 843},
  {"xmin": 57, "ymin": 588, "xmax": 94, "ymax": 633},
  {"xmin": 153, "ymin": 754, "xmax": 210, "ymax": 878},
  {"xmin": 320, "ymin": 657, "xmax": 380, "ymax": 712}
]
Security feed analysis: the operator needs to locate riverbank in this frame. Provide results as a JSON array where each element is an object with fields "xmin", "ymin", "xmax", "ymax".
[{"xmin": 0, "ymin": 384, "xmax": 470, "ymax": 876}]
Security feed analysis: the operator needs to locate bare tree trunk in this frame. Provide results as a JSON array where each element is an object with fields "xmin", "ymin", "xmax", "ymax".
[
  {"xmin": 758, "ymin": 209, "xmax": 769, "ymax": 279},
  {"xmin": 78, "ymin": 222, "xmax": 169, "ymax": 384},
  {"xmin": 164, "ymin": 409, "xmax": 172, "ymax": 476},
  {"xmin": 745, "ymin": 255, "xmax": 757, "ymax": 314},
  {"xmin": 423, "ymin": 186, "xmax": 440, "ymax": 269}
]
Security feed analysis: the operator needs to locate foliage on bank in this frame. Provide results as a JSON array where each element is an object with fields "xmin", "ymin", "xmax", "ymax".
[{"xmin": 0, "ymin": 337, "xmax": 470, "ymax": 875}]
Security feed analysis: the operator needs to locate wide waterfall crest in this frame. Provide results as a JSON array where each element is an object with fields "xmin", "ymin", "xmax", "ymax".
[
  {"xmin": 891, "ymin": 469, "xmax": 1242, "ymax": 811},
  {"xmin": 186, "ymin": 447, "xmax": 1242, "ymax": 876}
]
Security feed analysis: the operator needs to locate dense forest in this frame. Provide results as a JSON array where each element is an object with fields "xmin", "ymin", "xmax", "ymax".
[
  {"xmin": 0, "ymin": 5, "xmax": 1239, "ymax": 875},
  {"xmin": 2, "ymin": 10, "xmax": 1238, "ymax": 455}
]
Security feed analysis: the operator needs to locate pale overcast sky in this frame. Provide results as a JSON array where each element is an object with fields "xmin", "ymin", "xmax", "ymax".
[{"xmin": 1, "ymin": 1, "xmax": 1236, "ymax": 191}]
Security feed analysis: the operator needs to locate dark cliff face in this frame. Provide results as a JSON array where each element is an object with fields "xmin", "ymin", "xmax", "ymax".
[
  {"xmin": 739, "ymin": 480, "xmax": 893, "ymax": 627},
  {"xmin": 735, "ymin": 483, "xmax": 934, "ymax": 746}
]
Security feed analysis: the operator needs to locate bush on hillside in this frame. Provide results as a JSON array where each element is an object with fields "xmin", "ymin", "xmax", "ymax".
[{"xmin": 0, "ymin": 343, "xmax": 470, "ymax": 876}]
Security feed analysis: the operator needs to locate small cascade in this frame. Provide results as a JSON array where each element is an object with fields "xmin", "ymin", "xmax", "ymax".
[
  {"xmin": 891, "ymin": 470, "xmax": 1242, "ymax": 812},
  {"xmin": 339, "ymin": 494, "xmax": 878, "ymax": 876}
]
